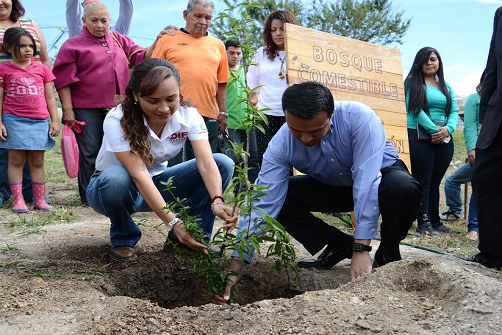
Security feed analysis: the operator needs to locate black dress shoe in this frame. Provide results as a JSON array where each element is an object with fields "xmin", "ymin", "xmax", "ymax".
[
  {"xmin": 462, "ymin": 253, "xmax": 502, "ymax": 269},
  {"xmin": 372, "ymin": 245, "xmax": 402, "ymax": 269},
  {"xmin": 298, "ymin": 246, "xmax": 351, "ymax": 270}
]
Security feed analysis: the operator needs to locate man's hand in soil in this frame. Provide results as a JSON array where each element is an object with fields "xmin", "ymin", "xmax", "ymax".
[
  {"xmin": 350, "ymin": 239, "xmax": 372, "ymax": 280},
  {"xmin": 214, "ymin": 257, "xmax": 243, "ymax": 305}
]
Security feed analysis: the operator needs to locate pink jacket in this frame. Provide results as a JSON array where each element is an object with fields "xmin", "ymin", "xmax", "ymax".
[{"xmin": 53, "ymin": 28, "xmax": 145, "ymax": 109}]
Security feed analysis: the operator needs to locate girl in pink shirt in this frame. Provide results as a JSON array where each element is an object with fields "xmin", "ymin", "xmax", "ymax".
[{"xmin": 0, "ymin": 27, "xmax": 59, "ymax": 213}]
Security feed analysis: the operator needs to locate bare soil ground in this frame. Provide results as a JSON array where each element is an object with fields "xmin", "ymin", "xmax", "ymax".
[{"xmin": 0, "ymin": 185, "xmax": 501, "ymax": 335}]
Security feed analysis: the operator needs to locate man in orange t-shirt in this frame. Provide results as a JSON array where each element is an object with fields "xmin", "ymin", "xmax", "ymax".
[{"xmin": 152, "ymin": 0, "xmax": 229, "ymax": 163}]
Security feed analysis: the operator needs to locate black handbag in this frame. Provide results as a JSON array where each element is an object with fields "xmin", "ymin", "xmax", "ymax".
[
  {"xmin": 417, "ymin": 121, "xmax": 446, "ymax": 141},
  {"xmin": 217, "ymin": 132, "xmax": 242, "ymax": 164}
]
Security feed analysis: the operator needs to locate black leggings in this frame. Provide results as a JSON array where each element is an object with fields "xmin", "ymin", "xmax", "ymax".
[
  {"xmin": 408, "ymin": 128, "xmax": 453, "ymax": 225},
  {"xmin": 74, "ymin": 108, "xmax": 108, "ymax": 204},
  {"xmin": 256, "ymin": 115, "xmax": 286, "ymax": 168}
]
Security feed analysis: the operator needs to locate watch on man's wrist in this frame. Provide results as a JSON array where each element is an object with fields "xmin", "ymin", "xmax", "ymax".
[{"xmin": 351, "ymin": 242, "xmax": 372, "ymax": 252}]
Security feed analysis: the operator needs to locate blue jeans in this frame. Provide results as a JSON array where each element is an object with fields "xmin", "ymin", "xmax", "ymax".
[
  {"xmin": 86, "ymin": 153, "xmax": 234, "ymax": 247},
  {"xmin": 444, "ymin": 162, "xmax": 478, "ymax": 232}
]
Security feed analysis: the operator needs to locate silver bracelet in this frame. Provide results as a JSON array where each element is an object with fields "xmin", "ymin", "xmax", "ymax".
[
  {"xmin": 167, "ymin": 217, "xmax": 181, "ymax": 231},
  {"xmin": 219, "ymin": 111, "xmax": 229, "ymax": 117}
]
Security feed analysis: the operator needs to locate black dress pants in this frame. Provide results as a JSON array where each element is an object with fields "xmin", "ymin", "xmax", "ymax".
[
  {"xmin": 472, "ymin": 122, "xmax": 502, "ymax": 265},
  {"xmin": 73, "ymin": 108, "xmax": 108, "ymax": 204},
  {"xmin": 277, "ymin": 160, "xmax": 422, "ymax": 261}
]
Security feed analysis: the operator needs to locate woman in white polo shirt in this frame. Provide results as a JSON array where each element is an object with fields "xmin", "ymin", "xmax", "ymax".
[{"xmin": 86, "ymin": 58, "xmax": 237, "ymax": 262}]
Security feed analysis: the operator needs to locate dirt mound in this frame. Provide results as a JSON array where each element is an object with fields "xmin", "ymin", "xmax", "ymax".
[
  {"xmin": 1, "ymin": 214, "xmax": 502, "ymax": 334},
  {"xmin": 76, "ymin": 259, "xmax": 502, "ymax": 335}
]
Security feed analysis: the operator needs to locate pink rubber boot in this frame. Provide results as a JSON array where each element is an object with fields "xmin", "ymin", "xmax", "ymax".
[
  {"xmin": 33, "ymin": 182, "xmax": 54, "ymax": 212},
  {"xmin": 10, "ymin": 183, "xmax": 28, "ymax": 213}
]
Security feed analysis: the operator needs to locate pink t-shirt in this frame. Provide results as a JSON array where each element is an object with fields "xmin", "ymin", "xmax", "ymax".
[{"xmin": 0, "ymin": 62, "xmax": 55, "ymax": 119}]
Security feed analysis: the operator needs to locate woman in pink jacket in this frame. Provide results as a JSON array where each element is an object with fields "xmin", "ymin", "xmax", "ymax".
[{"xmin": 53, "ymin": 0, "xmax": 155, "ymax": 204}]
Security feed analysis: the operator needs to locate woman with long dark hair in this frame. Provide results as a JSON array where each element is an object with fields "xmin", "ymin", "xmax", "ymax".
[
  {"xmin": 86, "ymin": 58, "xmax": 237, "ymax": 262},
  {"xmin": 247, "ymin": 10, "xmax": 300, "ymax": 167},
  {"xmin": 405, "ymin": 47, "xmax": 459, "ymax": 236}
]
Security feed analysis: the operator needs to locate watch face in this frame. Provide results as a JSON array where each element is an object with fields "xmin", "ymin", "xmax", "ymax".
[{"xmin": 352, "ymin": 243, "xmax": 371, "ymax": 252}]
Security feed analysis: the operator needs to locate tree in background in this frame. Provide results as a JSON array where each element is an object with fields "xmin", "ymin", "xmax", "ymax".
[
  {"xmin": 211, "ymin": 0, "xmax": 304, "ymax": 49},
  {"xmin": 211, "ymin": 0, "xmax": 411, "ymax": 48},
  {"xmin": 246, "ymin": 0, "xmax": 306, "ymax": 25},
  {"xmin": 308, "ymin": 0, "xmax": 411, "ymax": 45}
]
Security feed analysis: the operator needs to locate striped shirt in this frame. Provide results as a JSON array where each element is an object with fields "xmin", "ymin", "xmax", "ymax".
[{"xmin": 0, "ymin": 17, "xmax": 42, "ymax": 64}]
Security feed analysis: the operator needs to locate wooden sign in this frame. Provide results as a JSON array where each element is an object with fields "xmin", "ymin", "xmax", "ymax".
[{"xmin": 284, "ymin": 23, "xmax": 410, "ymax": 167}]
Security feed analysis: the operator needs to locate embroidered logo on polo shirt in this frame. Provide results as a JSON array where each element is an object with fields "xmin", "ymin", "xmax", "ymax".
[
  {"xmin": 200, "ymin": 121, "xmax": 207, "ymax": 131},
  {"xmin": 178, "ymin": 43, "xmax": 188, "ymax": 46},
  {"xmin": 169, "ymin": 131, "xmax": 189, "ymax": 144}
]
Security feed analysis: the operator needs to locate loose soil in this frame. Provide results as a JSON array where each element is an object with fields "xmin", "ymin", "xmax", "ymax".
[{"xmin": 1, "ymin": 186, "xmax": 501, "ymax": 334}]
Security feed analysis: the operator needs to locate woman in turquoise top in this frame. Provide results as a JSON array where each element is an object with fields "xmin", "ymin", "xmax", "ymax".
[{"xmin": 405, "ymin": 47, "xmax": 459, "ymax": 237}]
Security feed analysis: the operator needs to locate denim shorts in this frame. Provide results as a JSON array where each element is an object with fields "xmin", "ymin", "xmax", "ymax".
[{"xmin": 0, "ymin": 113, "xmax": 55, "ymax": 150}]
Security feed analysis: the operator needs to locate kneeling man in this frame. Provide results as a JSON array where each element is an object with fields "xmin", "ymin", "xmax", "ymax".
[{"xmin": 217, "ymin": 81, "xmax": 422, "ymax": 303}]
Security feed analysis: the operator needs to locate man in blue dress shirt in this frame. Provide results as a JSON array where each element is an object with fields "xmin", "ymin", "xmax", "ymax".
[{"xmin": 216, "ymin": 81, "xmax": 421, "ymax": 304}]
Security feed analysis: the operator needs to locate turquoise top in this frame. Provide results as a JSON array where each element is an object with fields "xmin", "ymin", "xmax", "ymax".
[
  {"xmin": 463, "ymin": 93, "xmax": 481, "ymax": 152},
  {"xmin": 406, "ymin": 83, "xmax": 459, "ymax": 135},
  {"xmin": 226, "ymin": 67, "xmax": 247, "ymax": 130}
]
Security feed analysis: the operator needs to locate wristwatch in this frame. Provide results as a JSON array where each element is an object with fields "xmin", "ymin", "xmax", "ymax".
[{"xmin": 352, "ymin": 243, "xmax": 372, "ymax": 252}]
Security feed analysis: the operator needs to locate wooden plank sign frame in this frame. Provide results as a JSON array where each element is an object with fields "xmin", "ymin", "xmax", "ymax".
[{"xmin": 284, "ymin": 23, "xmax": 410, "ymax": 167}]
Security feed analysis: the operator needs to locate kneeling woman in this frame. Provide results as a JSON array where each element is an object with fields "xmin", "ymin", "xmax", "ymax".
[{"xmin": 87, "ymin": 59, "xmax": 237, "ymax": 262}]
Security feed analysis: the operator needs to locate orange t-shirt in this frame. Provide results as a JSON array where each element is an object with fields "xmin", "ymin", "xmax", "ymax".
[{"xmin": 152, "ymin": 30, "xmax": 229, "ymax": 118}]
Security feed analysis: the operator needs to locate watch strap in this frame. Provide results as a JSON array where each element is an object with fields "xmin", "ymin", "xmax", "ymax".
[{"xmin": 352, "ymin": 242, "xmax": 372, "ymax": 252}]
